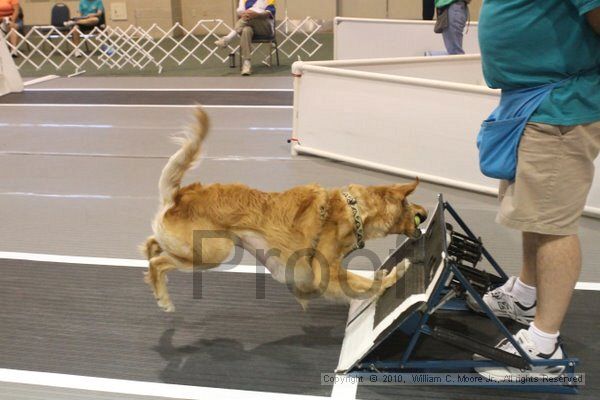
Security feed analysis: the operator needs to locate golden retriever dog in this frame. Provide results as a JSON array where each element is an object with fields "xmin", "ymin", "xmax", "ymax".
[{"xmin": 142, "ymin": 108, "xmax": 428, "ymax": 312}]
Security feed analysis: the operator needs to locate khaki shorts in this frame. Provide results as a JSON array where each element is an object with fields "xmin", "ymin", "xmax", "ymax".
[{"xmin": 497, "ymin": 121, "xmax": 600, "ymax": 235}]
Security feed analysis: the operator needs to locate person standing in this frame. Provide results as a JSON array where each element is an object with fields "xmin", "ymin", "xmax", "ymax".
[
  {"xmin": 434, "ymin": 0, "xmax": 469, "ymax": 54},
  {"xmin": 471, "ymin": 0, "xmax": 600, "ymax": 381}
]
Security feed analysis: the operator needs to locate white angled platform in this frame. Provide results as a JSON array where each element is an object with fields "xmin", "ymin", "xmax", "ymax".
[{"xmin": 0, "ymin": 32, "xmax": 23, "ymax": 96}]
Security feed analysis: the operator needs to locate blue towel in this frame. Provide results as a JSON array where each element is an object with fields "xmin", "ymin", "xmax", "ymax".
[{"xmin": 477, "ymin": 79, "xmax": 567, "ymax": 181}]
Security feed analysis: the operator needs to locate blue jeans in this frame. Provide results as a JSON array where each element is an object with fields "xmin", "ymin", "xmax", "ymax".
[{"xmin": 442, "ymin": 1, "xmax": 467, "ymax": 55}]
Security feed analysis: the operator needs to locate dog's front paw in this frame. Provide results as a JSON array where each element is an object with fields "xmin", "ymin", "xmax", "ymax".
[{"xmin": 382, "ymin": 266, "xmax": 398, "ymax": 289}]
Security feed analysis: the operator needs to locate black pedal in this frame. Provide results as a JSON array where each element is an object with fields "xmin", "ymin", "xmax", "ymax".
[
  {"xmin": 456, "ymin": 264, "xmax": 504, "ymax": 294},
  {"xmin": 446, "ymin": 223, "xmax": 483, "ymax": 266}
]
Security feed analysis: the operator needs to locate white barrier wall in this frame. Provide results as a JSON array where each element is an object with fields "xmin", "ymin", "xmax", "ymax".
[
  {"xmin": 291, "ymin": 55, "xmax": 600, "ymax": 218},
  {"xmin": 0, "ymin": 32, "xmax": 23, "ymax": 96},
  {"xmin": 334, "ymin": 17, "xmax": 479, "ymax": 60}
]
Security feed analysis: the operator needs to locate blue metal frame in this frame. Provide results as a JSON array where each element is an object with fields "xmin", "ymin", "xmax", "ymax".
[{"xmin": 353, "ymin": 200, "xmax": 579, "ymax": 394}]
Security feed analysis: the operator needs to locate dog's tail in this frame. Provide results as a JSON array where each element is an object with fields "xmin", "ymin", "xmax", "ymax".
[{"xmin": 158, "ymin": 107, "xmax": 209, "ymax": 208}]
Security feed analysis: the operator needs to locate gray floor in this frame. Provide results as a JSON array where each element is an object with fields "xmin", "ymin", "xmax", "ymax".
[
  {"xmin": 24, "ymin": 76, "xmax": 294, "ymax": 90},
  {"xmin": 1, "ymin": 76, "xmax": 599, "ymax": 399},
  {"xmin": 0, "ymin": 384, "xmax": 191, "ymax": 400},
  {"xmin": 1, "ymin": 259, "xmax": 597, "ymax": 400},
  {"xmin": 0, "ymin": 90, "xmax": 293, "ymax": 105},
  {"xmin": 0, "ymin": 260, "xmax": 347, "ymax": 397}
]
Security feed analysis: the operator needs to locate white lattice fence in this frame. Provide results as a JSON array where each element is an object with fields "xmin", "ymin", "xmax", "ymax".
[{"xmin": 7, "ymin": 18, "xmax": 323, "ymax": 73}]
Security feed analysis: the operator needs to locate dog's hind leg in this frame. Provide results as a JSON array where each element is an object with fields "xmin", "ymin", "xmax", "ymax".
[{"xmin": 146, "ymin": 253, "xmax": 188, "ymax": 312}]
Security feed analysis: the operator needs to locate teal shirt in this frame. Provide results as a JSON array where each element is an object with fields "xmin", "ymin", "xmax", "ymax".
[
  {"xmin": 435, "ymin": 0, "xmax": 459, "ymax": 7},
  {"xmin": 479, "ymin": 0, "xmax": 600, "ymax": 126},
  {"xmin": 79, "ymin": 0, "xmax": 104, "ymax": 17}
]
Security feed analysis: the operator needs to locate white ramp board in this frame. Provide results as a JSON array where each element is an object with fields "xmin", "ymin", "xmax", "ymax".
[
  {"xmin": 0, "ymin": 31, "xmax": 23, "ymax": 96},
  {"xmin": 337, "ymin": 198, "xmax": 447, "ymax": 372}
]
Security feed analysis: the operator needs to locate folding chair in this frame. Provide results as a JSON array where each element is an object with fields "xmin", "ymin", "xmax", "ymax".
[
  {"xmin": 236, "ymin": 31, "xmax": 280, "ymax": 68},
  {"xmin": 250, "ymin": 33, "xmax": 280, "ymax": 67},
  {"xmin": 34, "ymin": 3, "xmax": 71, "ymax": 53},
  {"xmin": 50, "ymin": 3, "xmax": 71, "ymax": 32}
]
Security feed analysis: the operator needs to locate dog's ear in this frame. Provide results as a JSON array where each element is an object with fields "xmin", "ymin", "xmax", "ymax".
[
  {"xmin": 378, "ymin": 179, "xmax": 419, "ymax": 202},
  {"xmin": 395, "ymin": 178, "xmax": 419, "ymax": 199},
  {"xmin": 372, "ymin": 179, "xmax": 418, "ymax": 202}
]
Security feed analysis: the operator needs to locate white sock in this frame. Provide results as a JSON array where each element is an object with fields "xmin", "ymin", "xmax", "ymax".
[
  {"xmin": 510, "ymin": 277, "xmax": 536, "ymax": 306},
  {"xmin": 223, "ymin": 30, "xmax": 237, "ymax": 42},
  {"xmin": 529, "ymin": 322, "xmax": 559, "ymax": 355}
]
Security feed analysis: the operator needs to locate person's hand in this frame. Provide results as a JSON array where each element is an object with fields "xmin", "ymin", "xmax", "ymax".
[{"xmin": 243, "ymin": 9, "xmax": 259, "ymax": 20}]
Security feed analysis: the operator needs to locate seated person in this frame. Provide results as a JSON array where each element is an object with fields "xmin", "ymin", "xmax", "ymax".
[
  {"xmin": 64, "ymin": 0, "xmax": 104, "ymax": 57},
  {"xmin": 214, "ymin": 0, "xmax": 276, "ymax": 76},
  {"xmin": 0, "ymin": 0, "xmax": 22, "ymax": 57}
]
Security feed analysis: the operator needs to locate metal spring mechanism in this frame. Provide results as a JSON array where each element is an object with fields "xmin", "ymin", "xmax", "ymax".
[{"xmin": 446, "ymin": 224, "xmax": 483, "ymax": 267}]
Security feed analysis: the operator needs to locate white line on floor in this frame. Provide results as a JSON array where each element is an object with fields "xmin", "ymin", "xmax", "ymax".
[
  {"xmin": 0, "ymin": 104, "xmax": 293, "ymax": 109},
  {"xmin": 0, "ymin": 251, "xmax": 374, "ymax": 277},
  {"xmin": 0, "ymin": 251, "xmax": 261, "ymax": 274},
  {"xmin": 24, "ymin": 88, "xmax": 293, "ymax": 92},
  {"xmin": 331, "ymin": 375, "xmax": 358, "ymax": 400},
  {"xmin": 0, "ymin": 152, "xmax": 299, "ymax": 161},
  {"xmin": 0, "ymin": 368, "xmax": 331, "ymax": 400},
  {"xmin": 0, "ymin": 251, "xmax": 596, "ymax": 289},
  {"xmin": 23, "ymin": 75, "xmax": 60, "ymax": 87},
  {"xmin": 0, "ymin": 251, "xmax": 148, "ymax": 267},
  {"xmin": 0, "ymin": 123, "xmax": 292, "ymax": 131},
  {"xmin": 0, "ymin": 251, "xmax": 340, "ymax": 275},
  {"xmin": 0, "ymin": 192, "xmax": 116, "ymax": 200},
  {"xmin": 574, "ymin": 282, "xmax": 600, "ymax": 291},
  {"xmin": 0, "ymin": 192, "xmax": 156, "ymax": 200},
  {"xmin": 68, "ymin": 70, "xmax": 86, "ymax": 78}
]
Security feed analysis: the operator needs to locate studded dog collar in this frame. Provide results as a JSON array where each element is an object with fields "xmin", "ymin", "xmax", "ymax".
[{"xmin": 342, "ymin": 191, "xmax": 365, "ymax": 251}]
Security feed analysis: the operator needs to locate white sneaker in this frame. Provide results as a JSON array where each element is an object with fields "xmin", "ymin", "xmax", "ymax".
[
  {"xmin": 63, "ymin": 20, "xmax": 77, "ymax": 28},
  {"xmin": 74, "ymin": 48, "xmax": 83, "ymax": 58},
  {"xmin": 474, "ymin": 329, "xmax": 565, "ymax": 380},
  {"xmin": 466, "ymin": 276, "xmax": 536, "ymax": 324},
  {"xmin": 241, "ymin": 60, "xmax": 252, "ymax": 76},
  {"xmin": 214, "ymin": 38, "xmax": 228, "ymax": 48}
]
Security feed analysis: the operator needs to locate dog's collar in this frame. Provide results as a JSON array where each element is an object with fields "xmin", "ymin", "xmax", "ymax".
[{"xmin": 342, "ymin": 191, "xmax": 365, "ymax": 251}]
